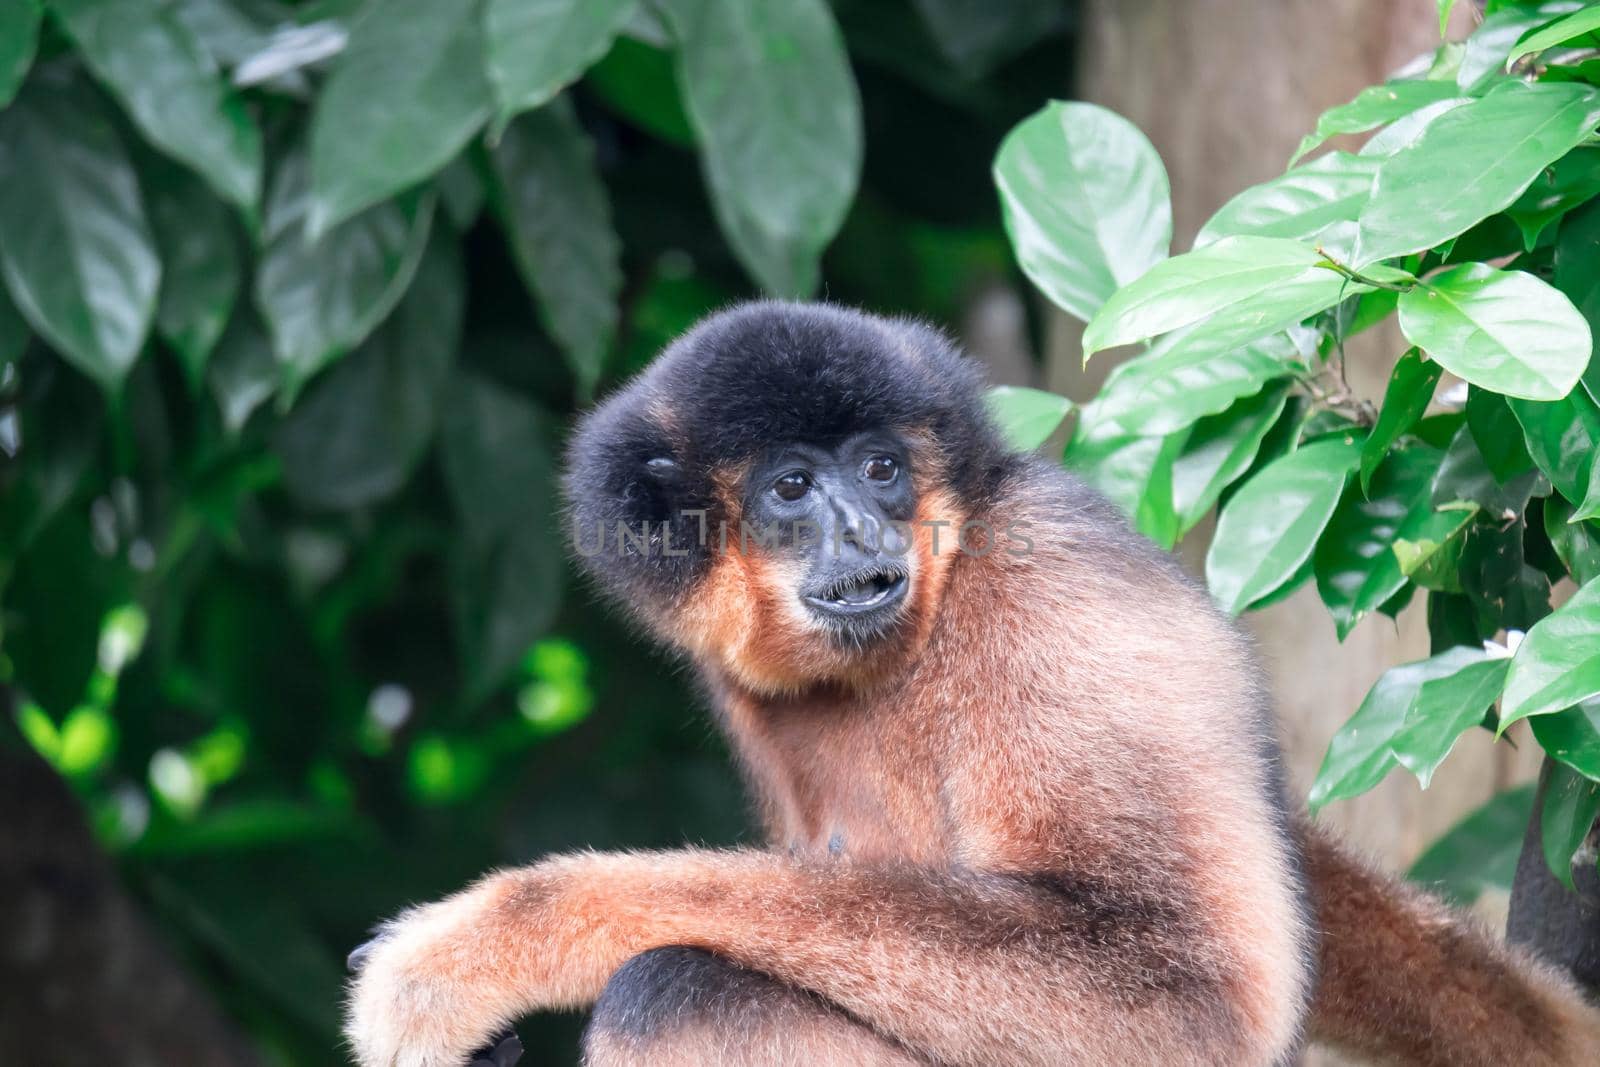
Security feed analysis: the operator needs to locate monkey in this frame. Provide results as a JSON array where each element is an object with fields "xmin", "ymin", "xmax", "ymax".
[{"xmin": 344, "ymin": 301, "xmax": 1600, "ymax": 1067}]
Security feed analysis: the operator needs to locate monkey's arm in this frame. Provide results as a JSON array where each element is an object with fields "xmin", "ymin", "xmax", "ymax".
[{"xmin": 345, "ymin": 847, "xmax": 1262, "ymax": 1067}]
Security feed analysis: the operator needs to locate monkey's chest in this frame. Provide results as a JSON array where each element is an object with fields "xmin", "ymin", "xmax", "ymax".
[{"xmin": 749, "ymin": 711, "xmax": 951, "ymax": 865}]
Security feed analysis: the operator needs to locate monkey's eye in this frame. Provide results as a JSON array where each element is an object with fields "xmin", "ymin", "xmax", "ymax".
[
  {"xmin": 773, "ymin": 471, "xmax": 812, "ymax": 501},
  {"xmin": 863, "ymin": 455, "xmax": 898, "ymax": 483}
]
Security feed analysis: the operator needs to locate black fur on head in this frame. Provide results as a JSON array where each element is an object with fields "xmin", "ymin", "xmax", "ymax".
[{"xmin": 563, "ymin": 301, "xmax": 1013, "ymax": 617}]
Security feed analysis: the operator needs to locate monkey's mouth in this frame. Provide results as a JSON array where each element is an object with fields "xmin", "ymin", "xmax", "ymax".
[{"xmin": 803, "ymin": 567, "xmax": 909, "ymax": 617}]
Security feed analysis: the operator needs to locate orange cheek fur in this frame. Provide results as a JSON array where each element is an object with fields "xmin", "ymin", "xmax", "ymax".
[{"xmin": 668, "ymin": 480, "xmax": 967, "ymax": 697}]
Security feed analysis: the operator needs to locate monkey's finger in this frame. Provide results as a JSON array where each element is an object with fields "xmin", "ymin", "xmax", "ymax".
[{"xmin": 467, "ymin": 1030, "xmax": 522, "ymax": 1067}]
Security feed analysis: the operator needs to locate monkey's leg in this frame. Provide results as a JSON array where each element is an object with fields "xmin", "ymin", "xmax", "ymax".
[
  {"xmin": 580, "ymin": 946, "xmax": 926, "ymax": 1066},
  {"xmin": 1302, "ymin": 823, "xmax": 1600, "ymax": 1066},
  {"xmin": 346, "ymin": 848, "xmax": 1278, "ymax": 1067}
]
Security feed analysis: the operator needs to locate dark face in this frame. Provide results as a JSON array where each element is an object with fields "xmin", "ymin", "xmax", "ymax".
[{"xmin": 743, "ymin": 432, "xmax": 918, "ymax": 638}]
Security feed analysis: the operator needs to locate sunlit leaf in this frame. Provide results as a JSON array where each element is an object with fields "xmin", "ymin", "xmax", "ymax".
[
  {"xmin": 994, "ymin": 101, "xmax": 1171, "ymax": 322},
  {"xmin": 1544, "ymin": 497, "xmax": 1600, "ymax": 584},
  {"xmin": 1501, "ymin": 577, "xmax": 1600, "ymax": 731},
  {"xmin": 984, "ymin": 386, "xmax": 1072, "ymax": 451},
  {"xmin": 1171, "ymin": 384, "xmax": 1291, "ymax": 533},
  {"xmin": 1207, "ymin": 434, "xmax": 1363, "ymax": 615},
  {"xmin": 1289, "ymin": 80, "xmax": 1461, "ymax": 167},
  {"xmin": 1310, "ymin": 645, "xmax": 1490, "ymax": 810},
  {"xmin": 1082, "ymin": 236, "xmax": 1368, "ymax": 359},
  {"xmin": 1459, "ymin": 1, "xmax": 1582, "ymax": 91},
  {"xmin": 1357, "ymin": 81, "xmax": 1600, "ymax": 266},
  {"xmin": 1507, "ymin": 6, "xmax": 1600, "ymax": 67},
  {"xmin": 1092, "ymin": 329, "xmax": 1299, "ymax": 436},
  {"xmin": 1196, "ymin": 151, "xmax": 1377, "ymax": 255},
  {"xmin": 1391, "ymin": 655, "xmax": 1509, "ymax": 788},
  {"xmin": 1397, "ymin": 264, "xmax": 1590, "ymax": 401}
]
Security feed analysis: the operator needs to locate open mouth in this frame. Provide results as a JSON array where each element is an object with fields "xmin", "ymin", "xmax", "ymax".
[{"xmin": 803, "ymin": 568, "xmax": 910, "ymax": 617}]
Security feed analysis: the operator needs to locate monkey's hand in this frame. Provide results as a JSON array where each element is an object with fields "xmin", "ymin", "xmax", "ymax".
[{"xmin": 344, "ymin": 867, "xmax": 564, "ymax": 1067}]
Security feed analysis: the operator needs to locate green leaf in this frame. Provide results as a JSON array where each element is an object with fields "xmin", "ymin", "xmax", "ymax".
[
  {"xmin": 491, "ymin": 100, "xmax": 621, "ymax": 400},
  {"xmin": 1439, "ymin": 0, "xmax": 1457, "ymax": 36},
  {"xmin": 1544, "ymin": 496, "xmax": 1600, "ymax": 583},
  {"xmin": 1532, "ymin": 697, "xmax": 1600, "ymax": 780},
  {"xmin": 1092, "ymin": 329, "xmax": 1299, "ymax": 436},
  {"xmin": 255, "ymin": 147, "xmax": 435, "ymax": 396},
  {"xmin": 0, "ymin": 0, "xmax": 39, "ymax": 106},
  {"xmin": 1507, "ymin": 390, "xmax": 1600, "ymax": 503},
  {"xmin": 1063, "ymin": 403, "xmax": 1183, "ymax": 550},
  {"xmin": 1082, "ymin": 236, "xmax": 1364, "ymax": 359},
  {"xmin": 1461, "ymin": 514, "xmax": 1554, "ymax": 634},
  {"xmin": 1459, "ymin": 2, "xmax": 1582, "ymax": 92},
  {"xmin": 1554, "ymin": 198, "xmax": 1600, "ymax": 399},
  {"xmin": 1508, "ymin": 6, "xmax": 1600, "ymax": 67},
  {"xmin": 1315, "ymin": 443, "xmax": 1451, "ymax": 638},
  {"xmin": 1392, "ymin": 654, "xmax": 1510, "ymax": 788},
  {"xmin": 1207, "ymin": 435, "xmax": 1362, "ymax": 615},
  {"xmin": 1310, "ymin": 645, "xmax": 1491, "ymax": 810},
  {"xmin": 585, "ymin": 36, "xmax": 696, "ymax": 145},
  {"xmin": 1289, "ymin": 79, "xmax": 1461, "ymax": 167},
  {"xmin": 274, "ymin": 233, "xmax": 461, "ymax": 510},
  {"xmin": 0, "ymin": 283, "xmax": 28, "ymax": 366},
  {"xmin": 485, "ymin": 0, "xmax": 636, "ymax": 128},
  {"xmin": 1505, "ymin": 147, "xmax": 1600, "ymax": 249},
  {"xmin": 1408, "ymin": 784, "xmax": 1535, "ymax": 906},
  {"xmin": 1360, "ymin": 349, "xmax": 1442, "ymax": 495},
  {"xmin": 1466, "ymin": 386, "xmax": 1535, "ymax": 483},
  {"xmin": 1433, "ymin": 422, "xmax": 1542, "ymax": 518},
  {"xmin": 1539, "ymin": 761, "xmax": 1600, "ymax": 889},
  {"xmin": 993, "ymin": 101, "xmax": 1171, "ymax": 323},
  {"xmin": 1501, "ymin": 576, "xmax": 1600, "ymax": 731},
  {"xmin": 145, "ymin": 159, "xmax": 240, "ymax": 389},
  {"xmin": 1196, "ymin": 151, "xmax": 1377, "ymax": 254},
  {"xmin": 442, "ymin": 375, "xmax": 564, "ymax": 699},
  {"xmin": 661, "ymin": 0, "xmax": 862, "ymax": 297},
  {"xmin": 1171, "ymin": 384, "xmax": 1292, "ymax": 533},
  {"xmin": 0, "ymin": 71, "xmax": 159, "ymax": 391},
  {"xmin": 1397, "ymin": 264, "xmax": 1591, "ymax": 401},
  {"xmin": 984, "ymin": 386, "xmax": 1072, "ymax": 451},
  {"xmin": 1359, "ymin": 97, "xmax": 1473, "ymax": 158},
  {"xmin": 307, "ymin": 0, "xmax": 492, "ymax": 235},
  {"xmin": 1356, "ymin": 81, "xmax": 1600, "ymax": 266},
  {"xmin": 51, "ymin": 0, "xmax": 262, "ymax": 212},
  {"xmin": 206, "ymin": 311, "xmax": 276, "ymax": 435}
]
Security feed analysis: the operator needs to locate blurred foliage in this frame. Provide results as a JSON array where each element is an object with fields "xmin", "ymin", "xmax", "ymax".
[
  {"xmin": 988, "ymin": 2, "xmax": 1600, "ymax": 895},
  {"xmin": 0, "ymin": 0, "xmax": 1073, "ymax": 1062}
]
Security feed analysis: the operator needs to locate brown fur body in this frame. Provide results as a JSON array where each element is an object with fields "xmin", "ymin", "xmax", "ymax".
[{"xmin": 345, "ymin": 304, "xmax": 1600, "ymax": 1066}]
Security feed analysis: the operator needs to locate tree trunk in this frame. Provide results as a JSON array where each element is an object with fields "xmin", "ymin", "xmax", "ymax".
[
  {"xmin": 1507, "ymin": 759, "xmax": 1600, "ymax": 997},
  {"xmin": 0, "ymin": 695, "xmax": 262, "ymax": 1067}
]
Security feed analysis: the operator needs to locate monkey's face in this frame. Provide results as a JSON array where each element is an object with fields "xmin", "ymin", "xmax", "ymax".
[
  {"xmin": 742, "ymin": 433, "xmax": 918, "ymax": 644},
  {"xmin": 565, "ymin": 301, "xmax": 1009, "ymax": 694}
]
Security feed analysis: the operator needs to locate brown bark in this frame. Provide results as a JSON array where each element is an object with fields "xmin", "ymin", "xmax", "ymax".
[{"xmin": 0, "ymin": 704, "xmax": 262, "ymax": 1067}]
